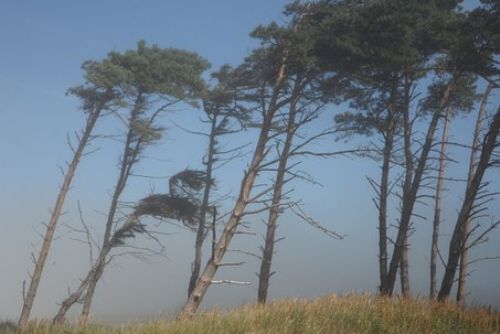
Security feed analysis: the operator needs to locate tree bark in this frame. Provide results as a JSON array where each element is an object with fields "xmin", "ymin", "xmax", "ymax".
[
  {"xmin": 430, "ymin": 107, "xmax": 451, "ymax": 299},
  {"xmin": 456, "ymin": 83, "xmax": 494, "ymax": 305},
  {"xmin": 438, "ymin": 106, "xmax": 500, "ymax": 301},
  {"xmin": 179, "ymin": 58, "xmax": 289, "ymax": 317},
  {"xmin": 187, "ymin": 113, "xmax": 217, "ymax": 297},
  {"xmin": 400, "ymin": 236, "xmax": 410, "ymax": 297},
  {"xmin": 257, "ymin": 83, "xmax": 300, "ymax": 304},
  {"xmin": 18, "ymin": 93, "xmax": 110, "ymax": 328}
]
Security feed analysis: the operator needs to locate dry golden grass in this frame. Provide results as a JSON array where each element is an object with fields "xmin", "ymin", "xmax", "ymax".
[{"xmin": 8, "ymin": 294, "xmax": 500, "ymax": 334}]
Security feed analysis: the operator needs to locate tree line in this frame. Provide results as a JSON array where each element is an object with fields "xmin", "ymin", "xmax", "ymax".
[{"xmin": 15, "ymin": 0, "xmax": 499, "ymax": 328}]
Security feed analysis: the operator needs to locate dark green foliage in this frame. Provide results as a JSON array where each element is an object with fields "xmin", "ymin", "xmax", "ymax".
[
  {"xmin": 105, "ymin": 40, "xmax": 210, "ymax": 104},
  {"xmin": 205, "ymin": 65, "xmax": 252, "ymax": 128},
  {"xmin": 129, "ymin": 169, "xmax": 212, "ymax": 232},
  {"xmin": 420, "ymin": 74, "xmax": 479, "ymax": 117},
  {"xmin": 169, "ymin": 169, "xmax": 211, "ymax": 204},
  {"xmin": 109, "ymin": 219, "xmax": 147, "ymax": 248},
  {"xmin": 447, "ymin": 2, "xmax": 499, "ymax": 79},
  {"xmin": 134, "ymin": 194, "xmax": 199, "ymax": 229},
  {"xmin": 307, "ymin": 0, "xmax": 464, "ymax": 79},
  {"xmin": 129, "ymin": 118, "xmax": 164, "ymax": 143},
  {"xmin": 334, "ymin": 110, "xmax": 388, "ymax": 138}
]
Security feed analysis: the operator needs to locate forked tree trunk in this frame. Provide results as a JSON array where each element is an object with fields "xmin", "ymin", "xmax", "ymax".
[
  {"xmin": 180, "ymin": 60, "xmax": 289, "ymax": 317},
  {"xmin": 430, "ymin": 107, "xmax": 451, "ymax": 298},
  {"xmin": 52, "ymin": 264, "xmax": 96, "ymax": 325},
  {"xmin": 381, "ymin": 76, "xmax": 456, "ymax": 296},
  {"xmin": 18, "ymin": 92, "xmax": 111, "ymax": 328},
  {"xmin": 257, "ymin": 84, "xmax": 300, "ymax": 304},
  {"xmin": 438, "ymin": 106, "xmax": 500, "ymax": 301},
  {"xmin": 456, "ymin": 83, "xmax": 494, "ymax": 305},
  {"xmin": 188, "ymin": 113, "xmax": 217, "ymax": 297}
]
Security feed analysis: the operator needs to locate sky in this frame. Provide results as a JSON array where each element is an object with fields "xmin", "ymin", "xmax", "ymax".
[{"xmin": 0, "ymin": 0, "xmax": 499, "ymax": 323}]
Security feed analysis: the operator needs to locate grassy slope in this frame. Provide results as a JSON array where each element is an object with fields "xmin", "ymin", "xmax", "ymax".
[{"xmin": 11, "ymin": 294, "xmax": 500, "ymax": 334}]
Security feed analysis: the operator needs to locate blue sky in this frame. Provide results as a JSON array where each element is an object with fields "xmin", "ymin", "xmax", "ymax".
[{"xmin": 0, "ymin": 0, "xmax": 499, "ymax": 322}]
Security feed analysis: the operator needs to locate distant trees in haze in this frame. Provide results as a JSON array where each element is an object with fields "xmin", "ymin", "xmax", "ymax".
[{"xmin": 14, "ymin": 0, "xmax": 499, "ymax": 327}]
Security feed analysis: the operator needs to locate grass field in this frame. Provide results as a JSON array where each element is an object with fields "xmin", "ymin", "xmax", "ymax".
[{"xmin": 4, "ymin": 294, "xmax": 500, "ymax": 333}]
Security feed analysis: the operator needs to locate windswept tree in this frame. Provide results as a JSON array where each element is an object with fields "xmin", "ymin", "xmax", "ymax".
[
  {"xmin": 180, "ymin": 6, "xmax": 318, "ymax": 316},
  {"xmin": 456, "ymin": 83, "xmax": 497, "ymax": 304},
  {"xmin": 255, "ymin": 6, "xmax": 347, "ymax": 303},
  {"xmin": 17, "ymin": 61, "xmax": 121, "ymax": 328},
  {"xmin": 52, "ymin": 41, "xmax": 209, "ymax": 325},
  {"xmin": 185, "ymin": 65, "xmax": 251, "ymax": 298},
  {"xmin": 452, "ymin": 0, "xmax": 500, "ymax": 304},
  {"xmin": 308, "ymin": 0, "xmax": 467, "ymax": 296},
  {"xmin": 424, "ymin": 75, "xmax": 478, "ymax": 299},
  {"xmin": 333, "ymin": 77, "xmax": 403, "ymax": 294},
  {"xmin": 438, "ymin": 106, "xmax": 500, "ymax": 301}
]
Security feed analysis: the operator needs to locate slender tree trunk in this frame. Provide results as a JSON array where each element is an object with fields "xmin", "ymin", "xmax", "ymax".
[
  {"xmin": 378, "ymin": 135, "xmax": 394, "ymax": 289},
  {"xmin": 398, "ymin": 76, "xmax": 413, "ymax": 298},
  {"xmin": 257, "ymin": 85, "xmax": 300, "ymax": 304},
  {"xmin": 430, "ymin": 107, "xmax": 451, "ymax": 298},
  {"xmin": 53, "ymin": 96, "xmax": 143, "ymax": 325},
  {"xmin": 188, "ymin": 114, "xmax": 217, "ymax": 297},
  {"xmin": 78, "ymin": 246, "xmax": 112, "ymax": 325},
  {"xmin": 381, "ymin": 76, "xmax": 456, "ymax": 296},
  {"xmin": 18, "ymin": 94, "xmax": 110, "ymax": 328},
  {"xmin": 456, "ymin": 83, "xmax": 494, "ymax": 305},
  {"xmin": 377, "ymin": 80, "xmax": 398, "ymax": 293},
  {"xmin": 180, "ymin": 59, "xmax": 289, "ymax": 317},
  {"xmin": 438, "ymin": 107, "xmax": 500, "ymax": 301},
  {"xmin": 378, "ymin": 128, "xmax": 394, "ymax": 292}
]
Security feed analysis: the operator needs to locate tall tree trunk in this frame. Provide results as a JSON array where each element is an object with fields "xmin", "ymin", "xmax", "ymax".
[
  {"xmin": 378, "ymin": 130, "xmax": 394, "ymax": 292},
  {"xmin": 381, "ymin": 76, "xmax": 456, "ymax": 296},
  {"xmin": 53, "ymin": 96, "xmax": 143, "ymax": 325},
  {"xmin": 180, "ymin": 59, "xmax": 289, "ymax": 317},
  {"xmin": 398, "ymin": 75, "xmax": 413, "ymax": 298},
  {"xmin": 430, "ymin": 107, "xmax": 451, "ymax": 298},
  {"xmin": 377, "ymin": 81, "xmax": 398, "ymax": 293},
  {"xmin": 257, "ymin": 84, "xmax": 300, "ymax": 304},
  {"xmin": 187, "ymin": 113, "xmax": 217, "ymax": 297},
  {"xmin": 438, "ymin": 106, "xmax": 500, "ymax": 301},
  {"xmin": 456, "ymin": 83, "xmax": 494, "ymax": 305},
  {"xmin": 18, "ymin": 94, "xmax": 110, "ymax": 328}
]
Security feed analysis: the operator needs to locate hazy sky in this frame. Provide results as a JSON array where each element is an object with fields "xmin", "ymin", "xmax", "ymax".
[{"xmin": 0, "ymin": 0, "xmax": 499, "ymax": 323}]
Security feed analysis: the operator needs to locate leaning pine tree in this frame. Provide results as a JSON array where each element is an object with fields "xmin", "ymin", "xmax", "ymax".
[
  {"xmin": 17, "ymin": 60, "xmax": 120, "ymax": 329},
  {"xmin": 180, "ymin": 7, "xmax": 317, "ymax": 316},
  {"xmin": 52, "ymin": 41, "xmax": 209, "ymax": 325},
  {"xmin": 185, "ymin": 65, "xmax": 251, "ymax": 298}
]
